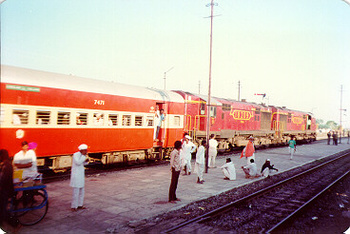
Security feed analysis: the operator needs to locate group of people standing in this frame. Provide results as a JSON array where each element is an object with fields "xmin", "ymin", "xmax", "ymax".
[
  {"xmin": 327, "ymin": 130, "xmax": 350, "ymax": 145},
  {"xmin": 168, "ymin": 133, "xmax": 220, "ymax": 203},
  {"xmin": 168, "ymin": 134, "xmax": 280, "ymax": 203}
]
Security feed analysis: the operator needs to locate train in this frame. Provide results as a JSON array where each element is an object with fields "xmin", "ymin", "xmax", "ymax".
[{"xmin": 0, "ymin": 65, "xmax": 317, "ymax": 171}]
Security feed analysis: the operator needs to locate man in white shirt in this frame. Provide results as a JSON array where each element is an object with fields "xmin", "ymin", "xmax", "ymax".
[
  {"xmin": 242, "ymin": 159, "xmax": 259, "ymax": 178},
  {"xmin": 180, "ymin": 135, "xmax": 196, "ymax": 175},
  {"xmin": 13, "ymin": 141, "xmax": 38, "ymax": 180},
  {"xmin": 195, "ymin": 140, "xmax": 206, "ymax": 184},
  {"xmin": 208, "ymin": 134, "xmax": 218, "ymax": 168},
  {"xmin": 221, "ymin": 158, "xmax": 236, "ymax": 181}
]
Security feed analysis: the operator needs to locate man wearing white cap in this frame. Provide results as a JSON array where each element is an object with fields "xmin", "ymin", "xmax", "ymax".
[
  {"xmin": 180, "ymin": 135, "xmax": 196, "ymax": 175},
  {"xmin": 70, "ymin": 144, "xmax": 89, "ymax": 211}
]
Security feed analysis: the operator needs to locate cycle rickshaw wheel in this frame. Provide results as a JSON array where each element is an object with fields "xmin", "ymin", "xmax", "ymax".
[{"xmin": 15, "ymin": 190, "xmax": 49, "ymax": 226}]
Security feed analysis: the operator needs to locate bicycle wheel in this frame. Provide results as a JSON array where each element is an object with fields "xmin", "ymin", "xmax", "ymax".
[{"xmin": 15, "ymin": 190, "xmax": 49, "ymax": 226}]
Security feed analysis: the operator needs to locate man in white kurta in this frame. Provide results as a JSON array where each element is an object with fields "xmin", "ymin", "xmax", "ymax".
[
  {"xmin": 208, "ymin": 134, "xmax": 218, "ymax": 168},
  {"xmin": 70, "ymin": 144, "xmax": 89, "ymax": 211},
  {"xmin": 194, "ymin": 140, "xmax": 206, "ymax": 183},
  {"xmin": 221, "ymin": 158, "xmax": 236, "ymax": 180},
  {"xmin": 180, "ymin": 135, "xmax": 196, "ymax": 175}
]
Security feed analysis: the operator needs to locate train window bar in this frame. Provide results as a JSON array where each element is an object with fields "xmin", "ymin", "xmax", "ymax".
[
  {"xmin": 146, "ymin": 116, "xmax": 154, "ymax": 126},
  {"xmin": 122, "ymin": 115, "xmax": 131, "ymax": 126},
  {"xmin": 12, "ymin": 109, "xmax": 29, "ymax": 125},
  {"xmin": 36, "ymin": 110, "xmax": 50, "ymax": 125},
  {"xmin": 76, "ymin": 112, "xmax": 88, "ymax": 125},
  {"xmin": 108, "ymin": 114, "xmax": 118, "ymax": 126},
  {"xmin": 57, "ymin": 112, "xmax": 70, "ymax": 125},
  {"xmin": 135, "ymin": 115, "xmax": 143, "ymax": 127}
]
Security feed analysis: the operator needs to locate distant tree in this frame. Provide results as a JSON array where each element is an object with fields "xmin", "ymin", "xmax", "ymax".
[
  {"xmin": 326, "ymin": 120, "xmax": 338, "ymax": 130},
  {"xmin": 316, "ymin": 119, "xmax": 338, "ymax": 129}
]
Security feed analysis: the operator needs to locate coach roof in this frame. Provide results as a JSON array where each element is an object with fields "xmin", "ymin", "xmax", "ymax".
[{"xmin": 1, "ymin": 65, "xmax": 184, "ymax": 103}]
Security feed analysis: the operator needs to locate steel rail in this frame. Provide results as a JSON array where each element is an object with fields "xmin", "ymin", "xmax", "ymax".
[
  {"xmin": 266, "ymin": 169, "xmax": 350, "ymax": 233},
  {"xmin": 162, "ymin": 149, "xmax": 350, "ymax": 233}
]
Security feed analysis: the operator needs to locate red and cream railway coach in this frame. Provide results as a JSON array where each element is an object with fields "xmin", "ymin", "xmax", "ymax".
[{"xmin": 0, "ymin": 65, "xmax": 185, "ymax": 170}]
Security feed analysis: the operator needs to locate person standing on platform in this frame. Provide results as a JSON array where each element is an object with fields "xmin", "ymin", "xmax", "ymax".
[
  {"xmin": 240, "ymin": 136, "xmax": 255, "ymax": 164},
  {"xmin": 194, "ymin": 140, "xmax": 206, "ymax": 184},
  {"xmin": 242, "ymin": 159, "xmax": 259, "ymax": 178},
  {"xmin": 180, "ymin": 135, "xmax": 196, "ymax": 175},
  {"xmin": 220, "ymin": 158, "xmax": 236, "ymax": 181},
  {"xmin": 347, "ymin": 131, "xmax": 350, "ymax": 144},
  {"xmin": 333, "ymin": 131, "xmax": 338, "ymax": 146},
  {"xmin": 0, "ymin": 149, "xmax": 14, "ymax": 229},
  {"xmin": 288, "ymin": 136, "xmax": 297, "ymax": 160},
  {"xmin": 261, "ymin": 159, "xmax": 278, "ymax": 177},
  {"xmin": 70, "ymin": 144, "xmax": 89, "ymax": 211},
  {"xmin": 169, "ymin": 141, "xmax": 182, "ymax": 203},
  {"xmin": 327, "ymin": 130, "xmax": 332, "ymax": 145},
  {"xmin": 208, "ymin": 134, "xmax": 218, "ymax": 168}
]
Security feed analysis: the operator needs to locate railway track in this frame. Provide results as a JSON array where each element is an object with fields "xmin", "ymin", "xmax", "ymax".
[{"xmin": 157, "ymin": 149, "xmax": 350, "ymax": 233}]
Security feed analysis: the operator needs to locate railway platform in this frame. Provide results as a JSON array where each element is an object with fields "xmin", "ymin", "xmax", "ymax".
[{"xmin": 9, "ymin": 140, "xmax": 350, "ymax": 233}]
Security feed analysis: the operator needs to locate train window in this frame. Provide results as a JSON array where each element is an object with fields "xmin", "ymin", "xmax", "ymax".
[
  {"xmin": 135, "ymin": 115, "xmax": 143, "ymax": 126},
  {"xmin": 210, "ymin": 107, "xmax": 217, "ymax": 117},
  {"xmin": 76, "ymin": 112, "xmax": 88, "ymax": 125},
  {"xmin": 122, "ymin": 115, "xmax": 131, "ymax": 126},
  {"xmin": 57, "ymin": 112, "xmax": 70, "ymax": 125},
  {"xmin": 108, "ymin": 114, "xmax": 118, "ymax": 126},
  {"xmin": 254, "ymin": 115, "xmax": 260, "ymax": 121},
  {"xmin": 12, "ymin": 109, "xmax": 29, "ymax": 125},
  {"xmin": 93, "ymin": 113, "xmax": 104, "ymax": 126},
  {"xmin": 0, "ymin": 108, "xmax": 4, "ymax": 124},
  {"xmin": 222, "ymin": 104, "xmax": 231, "ymax": 111},
  {"xmin": 36, "ymin": 111, "xmax": 50, "ymax": 125},
  {"xmin": 200, "ymin": 103, "xmax": 205, "ymax": 115},
  {"xmin": 174, "ymin": 116, "xmax": 180, "ymax": 126},
  {"xmin": 147, "ymin": 116, "xmax": 154, "ymax": 126}
]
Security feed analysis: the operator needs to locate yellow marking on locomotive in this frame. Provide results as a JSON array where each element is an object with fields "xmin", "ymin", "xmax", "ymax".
[
  {"xmin": 230, "ymin": 110, "xmax": 253, "ymax": 121},
  {"xmin": 292, "ymin": 116, "xmax": 304, "ymax": 125}
]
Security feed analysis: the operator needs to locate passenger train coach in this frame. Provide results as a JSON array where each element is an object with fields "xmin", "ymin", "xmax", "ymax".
[{"xmin": 0, "ymin": 65, "xmax": 317, "ymax": 171}]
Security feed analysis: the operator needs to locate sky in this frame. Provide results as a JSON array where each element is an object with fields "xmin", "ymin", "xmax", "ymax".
[{"xmin": 1, "ymin": 0, "xmax": 350, "ymax": 128}]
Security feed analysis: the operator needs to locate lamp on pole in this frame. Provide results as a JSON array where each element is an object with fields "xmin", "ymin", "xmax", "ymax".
[{"xmin": 163, "ymin": 67, "xmax": 174, "ymax": 90}]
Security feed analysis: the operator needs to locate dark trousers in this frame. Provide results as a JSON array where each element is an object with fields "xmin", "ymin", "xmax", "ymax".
[
  {"xmin": 327, "ymin": 137, "xmax": 330, "ymax": 145},
  {"xmin": 169, "ymin": 168, "xmax": 180, "ymax": 202}
]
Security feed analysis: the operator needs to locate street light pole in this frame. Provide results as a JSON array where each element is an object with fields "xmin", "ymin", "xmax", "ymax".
[
  {"xmin": 163, "ymin": 67, "xmax": 174, "ymax": 90},
  {"xmin": 205, "ymin": 0, "xmax": 215, "ymax": 173}
]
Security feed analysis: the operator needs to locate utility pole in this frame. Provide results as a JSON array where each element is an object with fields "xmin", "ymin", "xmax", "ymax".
[
  {"xmin": 340, "ymin": 85, "xmax": 343, "ymax": 143},
  {"xmin": 205, "ymin": 0, "xmax": 215, "ymax": 173},
  {"xmin": 238, "ymin": 80, "xmax": 241, "ymax": 101},
  {"xmin": 198, "ymin": 80, "xmax": 201, "ymax": 94}
]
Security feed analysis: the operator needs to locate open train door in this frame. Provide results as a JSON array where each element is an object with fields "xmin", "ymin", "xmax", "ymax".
[{"xmin": 152, "ymin": 102, "xmax": 168, "ymax": 159}]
